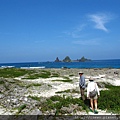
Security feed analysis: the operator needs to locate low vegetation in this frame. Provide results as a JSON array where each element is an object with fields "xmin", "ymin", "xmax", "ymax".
[
  {"xmin": 69, "ymin": 74, "xmax": 74, "ymax": 77},
  {"xmin": 23, "ymin": 70, "xmax": 51, "ymax": 79},
  {"xmin": 17, "ymin": 104, "xmax": 26, "ymax": 114},
  {"xmin": 26, "ymin": 83, "xmax": 42, "ymax": 88},
  {"xmin": 98, "ymin": 83, "xmax": 120, "ymax": 114},
  {"xmin": 0, "ymin": 80, "xmax": 4, "ymax": 84},
  {"xmin": 0, "ymin": 68, "xmax": 34, "ymax": 78},
  {"xmin": 0, "ymin": 68, "xmax": 60, "ymax": 79},
  {"xmin": 28, "ymin": 95, "xmax": 41, "ymax": 101},
  {"xmin": 39, "ymin": 95, "xmax": 88, "ymax": 115},
  {"xmin": 52, "ymin": 79, "xmax": 73, "ymax": 82},
  {"xmin": 51, "ymin": 73, "xmax": 60, "ymax": 77},
  {"xmin": 56, "ymin": 89, "xmax": 79, "ymax": 94}
]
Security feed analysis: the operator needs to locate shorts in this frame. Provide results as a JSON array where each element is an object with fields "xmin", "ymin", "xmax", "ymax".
[{"xmin": 90, "ymin": 94, "xmax": 98, "ymax": 100}]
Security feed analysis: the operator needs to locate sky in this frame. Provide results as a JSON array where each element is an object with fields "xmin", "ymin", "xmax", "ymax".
[{"xmin": 0, "ymin": 0, "xmax": 120, "ymax": 63}]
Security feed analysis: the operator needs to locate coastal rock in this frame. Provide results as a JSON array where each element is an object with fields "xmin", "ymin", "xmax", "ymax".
[
  {"xmin": 63, "ymin": 56, "xmax": 71, "ymax": 62},
  {"xmin": 54, "ymin": 57, "xmax": 61, "ymax": 62},
  {"xmin": 61, "ymin": 106, "xmax": 73, "ymax": 114},
  {"xmin": 30, "ymin": 109, "xmax": 42, "ymax": 115},
  {"xmin": 0, "ymin": 94, "xmax": 4, "ymax": 99},
  {"xmin": 97, "ymin": 82, "xmax": 105, "ymax": 88}
]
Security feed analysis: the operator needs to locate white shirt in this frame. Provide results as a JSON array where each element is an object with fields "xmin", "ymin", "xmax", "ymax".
[{"xmin": 87, "ymin": 81, "xmax": 100, "ymax": 97}]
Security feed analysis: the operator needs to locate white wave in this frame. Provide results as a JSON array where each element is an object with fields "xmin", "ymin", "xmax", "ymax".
[
  {"xmin": 20, "ymin": 66, "xmax": 45, "ymax": 69},
  {"xmin": 1, "ymin": 66, "xmax": 15, "ymax": 68}
]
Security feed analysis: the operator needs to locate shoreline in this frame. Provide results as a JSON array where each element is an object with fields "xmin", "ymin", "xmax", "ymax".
[{"xmin": 1, "ymin": 59, "xmax": 120, "ymax": 69}]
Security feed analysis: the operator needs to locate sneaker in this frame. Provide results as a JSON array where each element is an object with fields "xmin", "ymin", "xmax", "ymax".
[
  {"xmin": 89, "ymin": 107, "xmax": 94, "ymax": 112},
  {"xmin": 94, "ymin": 109, "xmax": 98, "ymax": 114}
]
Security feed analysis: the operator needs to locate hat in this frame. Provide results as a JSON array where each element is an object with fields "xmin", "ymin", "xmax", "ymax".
[
  {"xmin": 89, "ymin": 77, "xmax": 94, "ymax": 81},
  {"xmin": 79, "ymin": 71, "xmax": 83, "ymax": 74}
]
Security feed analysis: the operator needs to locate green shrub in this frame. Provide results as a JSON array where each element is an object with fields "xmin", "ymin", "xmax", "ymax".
[
  {"xmin": 40, "ymin": 95, "xmax": 87, "ymax": 115},
  {"xmin": 50, "ymin": 95, "xmax": 63, "ymax": 101},
  {"xmin": 0, "ymin": 80, "xmax": 4, "ymax": 84},
  {"xmin": 0, "ymin": 68, "xmax": 52, "ymax": 79},
  {"xmin": 0, "ymin": 68, "xmax": 34, "ymax": 78},
  {"xmin": 17, "ymin": 104, "xmax": 26, "ymax": 113},
  {"xmin": 52, "ymin": 79, "xmax": 72, "ymax": 82},
  {"xmin": 69, "ymin": 74, "xmax": 74, "ymax": 77},
  {"xmin": 51, "ymin": 73, "xmax": 60, "ymax": 77},
  {"xmin": 98, "ymin": 84, "xmax": 120, "ymax": 114},
  {"xmin": 24, "ymin": 70, "xmax": 51, "ymax": 79},
  {"xmin": 28, "ymin": 95, "xmax": 41, "ymax": 101},
  {"xmin": 56, "ymin": 89, "xmax": 79, "ymax": 94},
  {"xmin": 62, "ymin": 76, "xmax": 70, "ymax": 79},
  {"xmin": 26, "ymin": 83, "xmax": 42, "ymax": 88}
]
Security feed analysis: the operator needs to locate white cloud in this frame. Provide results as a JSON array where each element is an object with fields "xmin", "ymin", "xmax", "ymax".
[
  {"xmin": 73, "ymin": 39, "xmax": 100, "ymax": 45},
  {"xmin": 88, "ymin": 13, "xmax": 112, "ymax": 32},
  {"xmin": 71, "ymin": 24, "xmax": 86, "ymax": 38},
  {"xmin": 63, "ymin": 24, "xmax": 86, "ymax": 38}
]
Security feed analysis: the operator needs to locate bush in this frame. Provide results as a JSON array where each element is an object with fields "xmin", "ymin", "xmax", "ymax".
[
  {"xmin": 17, "ymin": 104, "xmax": 26, "ymax": 113},
  {"xmin": 51, "ymin": 73, "xmax": 60, "ymax": 77},
  {"xmin": 56, "ymin": 89, "xmax": 79, "ymax": 94},
  {"xmin": 0, "ymin": 68, "xmax": 34, "ymax": 78},
  {"xmin": 52, "ymin": 79, "xmax": 72, "ymax": 82},
  {"xmin": 0, "ymin": 80, "xmax": 4, "ymax": 84},
  {"xmin": 26, "ymin": 83, "xmax": 42, "ymax": 88},
  {"xmin": 40, "ymin": 95, "xmax": 88, "ymax": 115},
  {"xmin": 24, "ymin": 70, "xmax": 51, "ymax": 79},
  {"xmin": 98, "ymin": 84, "xmax": 120, "ymax": 114},
  {"xmin": 28, "ymin": 96, "xmax": 41, "ymax": 101}
]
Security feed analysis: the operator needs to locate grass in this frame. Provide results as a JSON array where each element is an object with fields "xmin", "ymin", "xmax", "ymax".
[
  {"xmin": 0, "ymin": 68, "xmax": 53, "ymax": 79},
  {"xmin": 28, "ymin": 95, "xmax": 41, "ymax": 101},
  {"xmin": 39, "ymin": 95, "xmax": 88, "ymax": 115},
  {"xmin": 52, "ymin": 79, "xmax": 72, "ymax": 82},
  {"xmin": 0, "ymin": 80, "xmax": 4, "ymax": 84},
  {"xmin": 0, "ymin": 68, "xmax": 34, "ymax": 78},
  {"xmin": 62, "ymin": 76, "xmax": 70, "ymax": 79},
  {"xmin": 26, "ymin": 83, "xmax": 42, "ymax": 88},
  {"xmin": 23, "ymin": 71, "xmax": 51, "ymax": 79},
  {"xmin": 56, "ymin": 89, "xmax": 79, "ymax": 94},
  {"xmin": 69, "ymin": 74, "xmax": 74, "ymax": 77},
  {"xmin": 98, "ymin": 83, "xmax": 120, "ymax": 114},
  {"xmin": 0, "ymin": 68, "xmax": 71, "ymax": 81},
  {"xmin": 17, "ymin": 104, "xmax": 26, "ymax": 113},
  {"xmin": 51, "ymin": 73, "xmax": 60, "ymax": 77}
]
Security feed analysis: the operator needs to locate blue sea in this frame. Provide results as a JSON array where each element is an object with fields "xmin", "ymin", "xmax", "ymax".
[{"xmin": 0, "ymin": 59, "xmax": 120, "ymax": 69}]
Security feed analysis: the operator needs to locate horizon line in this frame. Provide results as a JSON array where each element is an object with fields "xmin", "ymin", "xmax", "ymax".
[{"xmin": 0, "ymin": 58, "xmax": 120, "ymax": 64}]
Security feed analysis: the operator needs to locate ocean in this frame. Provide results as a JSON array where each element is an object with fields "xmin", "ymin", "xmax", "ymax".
[{"xmin": 0, "ymin": 59, "xmax": 120, "ymax": 69}]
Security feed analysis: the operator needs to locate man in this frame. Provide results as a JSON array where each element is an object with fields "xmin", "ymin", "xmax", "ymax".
[{"xmin": 79, "ymin": 71, "xmax": 86, "ymax": 101}]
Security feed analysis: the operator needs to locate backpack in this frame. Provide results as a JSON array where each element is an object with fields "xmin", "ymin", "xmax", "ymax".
[
  {"xmin": 89, "ymin": 83, "xmax": 97, "ymax": 97},
  {"xmin": 89, "ymin": 89, "xmax": 97, "ymax": 97}
]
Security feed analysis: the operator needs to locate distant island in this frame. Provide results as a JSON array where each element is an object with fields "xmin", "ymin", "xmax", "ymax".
[{"xmin": 54, "ymin": 56, "xmax": 91, "ymax": 62}]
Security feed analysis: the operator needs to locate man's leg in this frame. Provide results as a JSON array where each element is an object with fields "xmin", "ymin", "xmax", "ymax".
[
  {"xmin": 80, "ymin": 87, "xmax": 85, "ymax": 100},
  {"xmin": 80, "ymin": 87, "xmax": 82, "ymax": 100}
]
